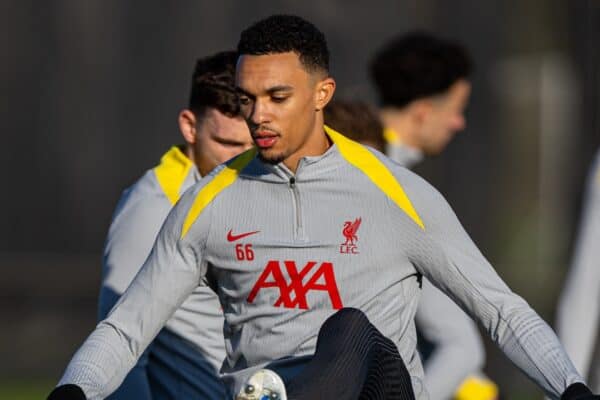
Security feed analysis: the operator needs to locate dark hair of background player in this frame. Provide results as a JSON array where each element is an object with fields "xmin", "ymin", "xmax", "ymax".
[
  {"xmin": 237, "ymin": 14, "xmax": 329, "ymax": 74},
  {"xmin": 324, "ymin": 100, "xmax": 385, "ymax": 152},
  {"xmin": 189, "ymin": 50, "xmax": 240, "ymax": 118},
  {"xmin": 370, "ymin": 32, "xmax": 472, "ymax": 107}
]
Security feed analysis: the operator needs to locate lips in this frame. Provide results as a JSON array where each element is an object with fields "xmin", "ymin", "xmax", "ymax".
[{"xmin": 253, "ymin": 130, "xmax": 279, "ymax": 149}]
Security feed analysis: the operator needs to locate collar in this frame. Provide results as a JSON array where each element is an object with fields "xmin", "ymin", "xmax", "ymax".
[
  {"xmin": 383, "ymin": 127, "xmax": 424, "ymax": 168},
  {"xmin": 154, "ymin": 145, "xmax": 199, "ymax": 204}
]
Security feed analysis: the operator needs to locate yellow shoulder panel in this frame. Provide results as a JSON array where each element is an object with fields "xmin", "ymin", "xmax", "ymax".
[
  {"xmin": 154, "ymin": 146, "xmax": 194, "ymax": 205},
  {"xmin": 325, "ymin": 125, "xmax": 425, "ymax": 230},
  {"xmin": 383, "ymin": 127, "xmax": 401, "ymax": 145},
  {"xmin": 180, "ymin": 148, "xmax": 257, "ymax": 238}
]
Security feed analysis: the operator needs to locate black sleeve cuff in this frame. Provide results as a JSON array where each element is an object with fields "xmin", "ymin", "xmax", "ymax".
[
  {"xmin": 47, "ymin": 384, "xmax": 87, "ymax": 400},
  {"xmin": 561, "ymin": 382, "xmax": 594, "ymax": 400}
]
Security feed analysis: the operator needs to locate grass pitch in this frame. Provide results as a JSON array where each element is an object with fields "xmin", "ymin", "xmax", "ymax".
[{"xmin": 0, "ymin": 380, "xmax": 54, "ymax": 400}]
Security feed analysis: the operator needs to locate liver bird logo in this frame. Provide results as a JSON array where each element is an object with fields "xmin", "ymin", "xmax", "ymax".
[{"xmin": 342, "ymin": 217, "xmax": 362, "ymax": 246}]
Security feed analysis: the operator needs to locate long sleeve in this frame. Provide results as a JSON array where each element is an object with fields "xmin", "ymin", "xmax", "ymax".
[
  {"xmin": 404, "ymin": 173, "xmax": 585, "ymax": 399},
  {"xmin": 415, "ymin": 279, "xmax": 485, "ymax": 400},
  {"xmin": 57, "ymin": 184, "xmax": 211, "ymax": 400},
  {"xmin": 98, "ymin": 184, "xmax": 172, "ymax": 321},
  {"xmin": 556, "ymin": 154, "xmax": 600, "ymax": 381}
]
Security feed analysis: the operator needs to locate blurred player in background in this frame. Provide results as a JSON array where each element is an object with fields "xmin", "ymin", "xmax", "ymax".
[
  {"xmin": 370, "ymin": 32, "xmax": 499, "ymax": 400},
  {"xmin": 323, "ymin": 100, "xmax": 385, "ymax": 151},
  {"xmin": 49, "ymin": 15, "xmax": 598, "ymax": 400},
  {"xmin": 97, "ymin": 51, "xmax": 253, "ymax": 399},
  {"xmin": 556, "ymin": 149, "xmax": 600, "ymax": 392}
]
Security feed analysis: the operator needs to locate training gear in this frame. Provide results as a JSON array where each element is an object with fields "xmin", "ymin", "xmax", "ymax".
[
  {"xmin": 387, "ymin": 136, "xmax": 491, "ymax": 399},
  {"xmin": 285, "ymin": 308, "xmax": 415, "ymax": 400},
  {"xmin": 47, "ymin": 384, "xmax": 86, "ymax": 400},
  {"xmin": 57, "ymin": 127, "xmax": 585, "ymax": 399},
  {"xmin": 98, "ymin": 146, "xmax": 226, "ymax": 399},
  {"xmin": 384, "ymin": 128, "xmax": 424, "ymax": 169},
  {"xmin": 560, "ymin": 382, "xmax": 600, "ymax": 399},
  {"xmin": 556, "ymin": 150, "xmax": 600, "ymax": 392}
]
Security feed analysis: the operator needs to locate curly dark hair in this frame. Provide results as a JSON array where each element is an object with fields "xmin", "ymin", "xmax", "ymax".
[
  {"xmin": 189, "ymin": 50, "xmax": 240, "ymax": 117},
  {"xmin": 237, "ymin": 15, "xmax": 329, "ymax": 73},
  {"xmin": 324, "ymin": 100, "xmax": 385, "ymax": 152},
  {"xmin": 370, "ymin": 31, "xmax": 472, "ymax": 107}
]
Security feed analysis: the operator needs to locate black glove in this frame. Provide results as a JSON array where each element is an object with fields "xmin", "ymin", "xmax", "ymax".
[
  {"xmin": 47, "ymin": 384, "xmax": 86, "ymax": 400},
  {"xmin": 561, "ymin": 383, "xmax": 600, "ymax": 400}
]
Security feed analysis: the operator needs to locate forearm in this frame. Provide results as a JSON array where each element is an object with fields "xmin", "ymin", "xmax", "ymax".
[
  {"xmin": 409, "ymin": 184, "xmax": 585, "ymax": 398},
  {"xmin": 423, "ymin": 248, "xmax": 585, "ymax": 399},
  {"xmin": 489, "ymin": 302, "xmax": 583, "ymax": 399},
  {"xmin": 58, "ymin": 322, "xmax": 138, "ymax": 400},
  {"xmin": 57, "ymin": 241, "xmax": 200, "ymax": 399}
]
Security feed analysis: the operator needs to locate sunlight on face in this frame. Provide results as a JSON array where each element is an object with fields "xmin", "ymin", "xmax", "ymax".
[
  {"xmin": 194, "ymin": 108, "xmax": 253, "ymax": 175},
  {"xmin": 236, "ymin": 52, "xmax": 329, "ymax": 168}
]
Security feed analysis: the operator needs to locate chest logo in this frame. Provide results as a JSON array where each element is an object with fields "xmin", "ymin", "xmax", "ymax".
[
  {"xmin": 340, "ymin": 217, "xmax": 362, "ymax": 254},
  {"xmin": 247, "ymin": 260, "xmax": 343, "ymax": 310},
  {"xmin": 227, "ymin": 229, "xmax": 260, "ymax": 242}
]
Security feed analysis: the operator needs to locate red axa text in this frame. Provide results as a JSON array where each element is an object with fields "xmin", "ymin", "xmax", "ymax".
[{"xmin": 247, "ymin": 260, "xmax": 343, "ymax": 310}]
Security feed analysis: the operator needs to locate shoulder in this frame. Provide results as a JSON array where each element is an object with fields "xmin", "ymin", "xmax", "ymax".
[
  {"xmin": 110, "ymin": 169, "xmax": 170, "ymax": 223},
  {"xmin": 369, "ymin": 148, "xmax": 448, "ymax": 229},
  {"xmin": 179, "ymin": 148, "xmax": 258, "ymax": 208},
  {"xmin": 175, "ymin": 148, "xmax": 258, "ymax": 241},
  {"xmin": 104, "ymin": 170, "xmax": 174, "ymax": 254},
  {"xmin": 368, "ymin": 148, "xmax": 469, "ymax": 242},
  {"xmin": 372, "ymin": 149, "xmax": 444, "ymax": 199}
]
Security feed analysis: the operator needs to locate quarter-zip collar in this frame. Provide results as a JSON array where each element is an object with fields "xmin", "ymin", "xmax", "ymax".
[{"xmin": 241, "ymin": 140, "xmax": 345, "ymax": 183}]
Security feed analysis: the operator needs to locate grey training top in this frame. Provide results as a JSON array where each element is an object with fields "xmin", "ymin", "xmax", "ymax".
[
  {"xmin": 387, "ymin": 141, "xmax": 487, "ymax": 399},
  {"xmin": 556, "ymin": 149, "xmax": 600, "ymax": 391},
  {"xmin": 60, "ymin": 127, "xmax": 584, "ymax": 400},
  {"xmin": 386, "ymin": 141, "xmax": 424, "ymax": 169},
  {"xmin": 98, "ymin": 146, "xmax": 226, "ymax": 374}
]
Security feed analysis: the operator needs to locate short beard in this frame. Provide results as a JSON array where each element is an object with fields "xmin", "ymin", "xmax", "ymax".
[{"xmin": 258, "ymin": 151, "xmax": 286, "ymax": 165}]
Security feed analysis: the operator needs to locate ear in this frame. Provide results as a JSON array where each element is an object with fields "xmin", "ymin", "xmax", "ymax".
[
  {"xmin": 178, "ymin": 109, "xmax": 197, "ymax": 145},
  {"xmin": 314, "ymin": 77, "xmax": 336, "ymax": 111},
  {"xmin": 411, "ymin": 99, "xmax": 433, "ymax": 126}
]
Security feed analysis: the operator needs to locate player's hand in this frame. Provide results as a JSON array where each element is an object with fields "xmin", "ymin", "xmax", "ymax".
[
  {"xmin": 561, "ymin": 383, "xmax": 600, "ymax": 400},
  {"xmin": 47, "ymin": 384, "xmax": 87, "ymax": 400}
]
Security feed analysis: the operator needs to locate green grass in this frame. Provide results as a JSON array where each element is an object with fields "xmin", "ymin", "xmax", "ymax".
[{"xmin": 0, "ymin": 380, "xmax": 54, "ymax": 400}]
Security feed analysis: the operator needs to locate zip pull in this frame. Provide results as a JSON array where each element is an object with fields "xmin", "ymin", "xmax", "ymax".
[{"xmin": 289, "ymin": 177, "xmax": 296, "ymax": 188}]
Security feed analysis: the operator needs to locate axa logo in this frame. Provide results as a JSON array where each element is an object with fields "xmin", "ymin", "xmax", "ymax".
[
  {"xmin": 247, "ymin": 260, "xmax": 343, "ymax": 310},
  {"xmin": 340, "ymin": 217, "xmax": 362, "ymax": 254}
]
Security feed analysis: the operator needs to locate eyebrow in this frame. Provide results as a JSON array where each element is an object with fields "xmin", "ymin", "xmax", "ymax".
[
  {"xmin": 266, "ymin": 85, "xmax": 293, "ymax": 94},
  {"xmin": 235, "ymin": 85, "xmax": 294, "ymax": 97}
]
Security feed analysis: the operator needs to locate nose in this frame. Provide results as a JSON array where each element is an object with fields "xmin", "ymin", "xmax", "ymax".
[{"xmin": 250, "ymin": 99, "xmax": 270, "ymax": 126}]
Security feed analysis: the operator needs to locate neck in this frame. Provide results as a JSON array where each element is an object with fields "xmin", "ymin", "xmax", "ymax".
[
  {"xmin": 379, "ymin": 108, "xmax": 420, "ymax": 150},
  {"xmin": 185, "ymin": 144, "xmax": 194, "ymax": 163},
  {"xmin": 185, "ymin": 144, "xmax": 211, "ymax": 177},
  {"xmin": 283, "ymin": 124, "xmax": 331, "ymax": 173}
]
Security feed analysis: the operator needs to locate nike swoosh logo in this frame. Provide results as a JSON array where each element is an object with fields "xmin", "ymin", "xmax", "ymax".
[{"xmin": 227, "ymin": 229, "xmax": 260, "ymax": 242}]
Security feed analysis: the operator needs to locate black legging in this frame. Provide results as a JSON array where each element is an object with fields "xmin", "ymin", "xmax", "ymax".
[{"xmin": 284, "ymin": 308, "xmax": 416, "ymax": 400}]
